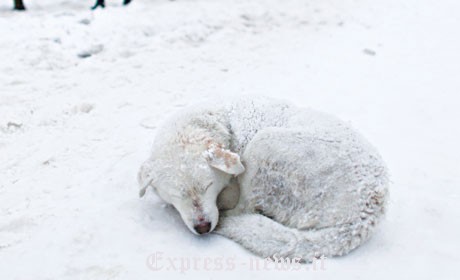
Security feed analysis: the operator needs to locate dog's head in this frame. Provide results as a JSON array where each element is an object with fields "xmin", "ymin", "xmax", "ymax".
[{"xmin": 139, "ymin": 143, "xmax": 244, "ymax": 235}]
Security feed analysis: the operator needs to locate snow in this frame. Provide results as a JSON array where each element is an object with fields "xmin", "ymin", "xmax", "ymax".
[{"xmin": 0, "ymin": 0, "xmax": 459, "ymax": 279}]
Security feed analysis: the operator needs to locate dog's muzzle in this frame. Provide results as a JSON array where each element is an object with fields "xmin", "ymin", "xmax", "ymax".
[{"xmin": 194, "ymin": 222, "xmax": 211, "ymax": 234}]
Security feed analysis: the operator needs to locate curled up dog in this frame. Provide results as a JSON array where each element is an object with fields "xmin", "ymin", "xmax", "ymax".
[{"xmin": 138, "ymin": 97, "xmax": 389, "ymax": 262}]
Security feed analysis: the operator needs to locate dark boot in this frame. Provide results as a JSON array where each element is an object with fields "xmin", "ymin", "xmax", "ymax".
[
  {"xmin": 14, "ymin": 0, "xmax": 26, "ymax": 10},
  {"xmin": 91, "ymin": 0, "xmax": 105, "ymax": 10}
]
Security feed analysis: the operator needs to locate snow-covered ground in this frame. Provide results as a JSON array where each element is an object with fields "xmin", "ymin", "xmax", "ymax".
[{"xmin": 1, "ymin": 0, "xmax": 459, "ymax": 279}]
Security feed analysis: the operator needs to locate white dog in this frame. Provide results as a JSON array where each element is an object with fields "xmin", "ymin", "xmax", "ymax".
[{"xmin": 138, "ymin": 97, "xmax": 389, "ymax": 261}]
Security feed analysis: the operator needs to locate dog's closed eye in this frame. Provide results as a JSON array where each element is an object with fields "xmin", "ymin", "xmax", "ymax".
[{"xmin": 204, "ymin": 182, "xmax": 213, "ymax": 191}]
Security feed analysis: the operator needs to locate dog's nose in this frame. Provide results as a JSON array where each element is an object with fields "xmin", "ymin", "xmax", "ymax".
[{"xmin": 194, "ymin": 222, "xmax": 211, "ymax": 234}]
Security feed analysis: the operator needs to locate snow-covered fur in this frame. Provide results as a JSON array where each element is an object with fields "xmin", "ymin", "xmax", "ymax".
[{"xmin": 138, "ymin": 97, "xmax": 389, "ymax": 262}]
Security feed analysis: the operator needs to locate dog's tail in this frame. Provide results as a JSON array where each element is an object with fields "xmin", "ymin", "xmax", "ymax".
[{"xmin": 214, "ymin": 213, "xmax": 379, "ymax": 262}]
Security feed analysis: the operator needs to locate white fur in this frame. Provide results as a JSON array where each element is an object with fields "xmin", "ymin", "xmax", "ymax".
[{"xmin": 138, "ymin": 97, "xmax": 389, "ymax": 262}]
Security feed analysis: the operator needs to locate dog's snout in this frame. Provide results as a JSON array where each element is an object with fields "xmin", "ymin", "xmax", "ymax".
[{"xmin": 194, "ymin": 222, "xmax": 211, "ymax": 234}]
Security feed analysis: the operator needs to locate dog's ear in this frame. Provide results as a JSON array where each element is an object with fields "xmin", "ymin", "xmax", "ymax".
[
  {"xmin": 138, "ymin": 161, "xmax": 156, "ymax": 198},
  {"xmin": 139, "ymin": 186, "xmax": 148, "ymax": 198},
  {"xmin": 204, "ymin": 145, "xmax": 245, "ymax": 175},
  {"xmin": 138, "ymin": 175, "xmax": 154, "ymax": 198},
  {"xmin": 139, "ymin": 180, "xmax": 152, "ymax": 198}
]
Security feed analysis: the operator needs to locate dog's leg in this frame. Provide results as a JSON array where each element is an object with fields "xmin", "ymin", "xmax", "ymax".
[
  {"xmin": 123, "ymin": 0, "xmax": 132, "ymax": 5},
  {"xmin": 215, "ymin": 213, "xmax": 300, "ymax": 259},
  {"xmin": 215, "ymin": 213, "xmax": 372, "ymax": 262}
]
